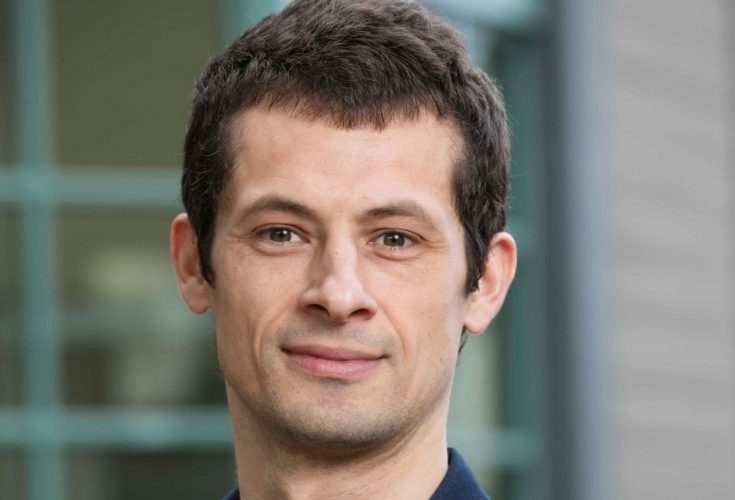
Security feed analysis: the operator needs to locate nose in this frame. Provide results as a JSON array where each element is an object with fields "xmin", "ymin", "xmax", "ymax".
[{"xmin": 298, "ymin": 238, "xmax": 378, "ymax": 324}]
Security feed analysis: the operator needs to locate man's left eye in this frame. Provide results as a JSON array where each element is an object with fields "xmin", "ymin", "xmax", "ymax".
[{"xmin": 377, "ymin": 232, "xmax": 413, "ymax": 249}]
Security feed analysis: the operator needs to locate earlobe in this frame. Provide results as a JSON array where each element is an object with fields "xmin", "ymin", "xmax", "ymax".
[
  {"xmin": 463, "ymin": 232, "xmax": 517, "ymax": 334},
  {"xmin": 170, "ymin": 213, "xmax": 211, "ymax": 314}
]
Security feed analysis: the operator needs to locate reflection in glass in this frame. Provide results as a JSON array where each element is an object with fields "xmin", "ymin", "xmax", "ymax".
[
  {"xmin": 487, "ymin": 471, "xmax": 513, "ymax": 500},
  {"xmin": 450, "ymin": 317, "xmax": 505, "ymax": 428},
  {"xmin": 0, "ymin": 212, "xmax": 20, "ymax": 404},
  {"xmin": 0, "ymin": 452, "xmax": 25, "ymax": 499},
  {"xmin": 448, "ymin": 310, "xmax": 508, "ymax": 493},
  {"xmin": 0, "ymin": 0, "xmax": 14, "ymax": 165},
  {"xmin": 54, "ymin": 0, "xmax": 217, "ymax": 168},
  {"xmin": 66, "ymin": 450, "xmax": 235, "ymax": 500},
  {"xmin": 60, "ymin": 211, "xmax": 223, "ymax": 406}
]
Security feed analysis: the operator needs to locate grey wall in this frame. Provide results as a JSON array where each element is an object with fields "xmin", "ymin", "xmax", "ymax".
[{"xmin": 610, "ymin": 0, "xmax": 734, "ymax": 497}]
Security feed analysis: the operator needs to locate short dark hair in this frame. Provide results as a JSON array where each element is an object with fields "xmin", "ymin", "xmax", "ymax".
[{"xmin": 182, "ymin": 0, "xmax": 510, "ymax": 294}]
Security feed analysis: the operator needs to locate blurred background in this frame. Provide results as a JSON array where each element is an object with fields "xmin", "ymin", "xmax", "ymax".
[{"xmin": 0, "ymin": 0, "xmax": 732, "ymax": 499}]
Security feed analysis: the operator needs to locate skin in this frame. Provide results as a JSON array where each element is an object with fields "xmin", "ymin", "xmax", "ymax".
[{"xmin": 171, "ymin": 106, "xmax": 517, "ymax": 499}]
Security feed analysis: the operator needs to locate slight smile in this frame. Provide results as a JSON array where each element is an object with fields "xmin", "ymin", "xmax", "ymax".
[{"xmin": 282, "ymin": 345, "xmax": 385, "ymax": 380}]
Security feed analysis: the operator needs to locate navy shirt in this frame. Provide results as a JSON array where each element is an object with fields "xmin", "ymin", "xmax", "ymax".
[{"xmin": 223, "ymin": 448, "xmax": 489, "ymax": 499}]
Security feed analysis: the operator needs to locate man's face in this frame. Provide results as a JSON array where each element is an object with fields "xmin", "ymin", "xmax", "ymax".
[{"xmin": 204, "ymin": 107, "xmax": 480, "ymax": 450}]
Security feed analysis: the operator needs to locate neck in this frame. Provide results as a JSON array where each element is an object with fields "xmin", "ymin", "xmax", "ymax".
[{"xmin": 228, "ymin": 388, "xmax": 451, "ymax": 500}]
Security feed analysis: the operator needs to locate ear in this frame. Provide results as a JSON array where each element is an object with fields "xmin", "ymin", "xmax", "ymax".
[
  {"xmin": 463, "ymin": 232, "xmax": 517, "ymax": 334},
  {"xmin": 170, "ymin": 213, "xmax": 211, "ymax": 314}
]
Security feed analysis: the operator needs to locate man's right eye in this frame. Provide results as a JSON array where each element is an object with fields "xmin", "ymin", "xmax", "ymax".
[{"xmin": 265, "ymin": 227, "xmax": 302, "ymax": 244}]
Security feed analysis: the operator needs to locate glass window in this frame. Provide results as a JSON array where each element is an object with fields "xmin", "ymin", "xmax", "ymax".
[
  {"xmin": 53, "ymin": 0, "xmax": 218, "ymax": 169},
  {"xmin": 0, "ymin": 452, "xmax": 25, "ymax": 499},
  {"xmin": 66, "ymin": 451, "xmax": 235, "ymax": 500},
  {"xmin": 0, "ymin": 211, "xmax": 20, "ymax": 405},
  {"xmin": 449, "ymin": 320, "xmax": 506, "ymax": 429},
  {"xmin": 448, "ymin": 320, "xmax": 508, "ymax": 491},
  {"xmin": 0, "ymin": 0, "xmax": 15, "ymax": 165},
  {"xmin": 59, "ymin": 210, "xmax": 222, "ymax": 406}
]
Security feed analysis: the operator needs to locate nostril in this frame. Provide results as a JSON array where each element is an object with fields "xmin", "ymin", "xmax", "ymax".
[
  {"xmin": 306, "ymin": 303, "xmax": 330, "ymax": 316},
  {"xmin": 349, "ymin": 307, "xmax": 374, "ymax": 321}
]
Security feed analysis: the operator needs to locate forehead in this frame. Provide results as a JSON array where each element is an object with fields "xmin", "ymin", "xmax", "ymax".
[{"xmin": 222, "ymin": 106, "xmax": 462, "ymax": 215}]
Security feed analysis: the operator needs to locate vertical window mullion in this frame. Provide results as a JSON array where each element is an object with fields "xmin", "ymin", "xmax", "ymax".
[{"xmin": 14, "ymin": 0, "xmax": 62, "ymax": 499}]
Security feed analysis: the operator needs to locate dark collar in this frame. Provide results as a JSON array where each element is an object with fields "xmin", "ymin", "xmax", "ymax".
[
  {"xmin": 223, "ymin": 448, "xmax": 489, "ymax": 500},
  {"xmin": 431, "ymin": 448, "xmax": 490, "ymax": 500}
]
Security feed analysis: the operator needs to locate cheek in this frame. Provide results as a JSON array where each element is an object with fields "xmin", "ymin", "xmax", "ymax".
[
  {"xmin": 379, "ymin": 285, "xmax": 461, "ymax": 403},
  {"xmin": 216, "ymin": 244, "xmax": 307, "ymax": 311},
  {"xmin": 375, "ymin": 263, "xmax": 465, "ymax": 361},
  {"xmin": 211, "ymin": 251, "xmax": 307, "ymax": 364}
]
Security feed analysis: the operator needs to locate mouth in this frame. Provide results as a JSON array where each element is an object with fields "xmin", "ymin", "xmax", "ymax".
[{"xmin": 282, "ymin": 345, "xmax": 385, "ymax": 380}]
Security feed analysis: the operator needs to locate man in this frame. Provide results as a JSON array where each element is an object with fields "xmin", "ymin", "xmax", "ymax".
[{"xmin": 170, "ymin": 0, "xmax": 516, "ymax": 498}]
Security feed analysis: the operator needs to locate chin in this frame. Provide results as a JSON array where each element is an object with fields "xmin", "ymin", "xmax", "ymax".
[{"xmin": 271, "ymin": 407, "xmax": 407, "ymax": 457}]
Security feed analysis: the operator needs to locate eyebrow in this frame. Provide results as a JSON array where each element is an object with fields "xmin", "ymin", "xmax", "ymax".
[
  {"xmin": 361, "ymin": 201, "xmax": 439, "ymax": 231},
  {"xmin": 233, "ymin": 195, "xmax": 318, "ymax": 225}
]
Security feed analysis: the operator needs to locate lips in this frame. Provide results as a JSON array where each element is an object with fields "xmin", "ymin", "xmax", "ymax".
[{"xmin": 282, "ymin": 345, "xmax": 384, "ymax": 380}]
